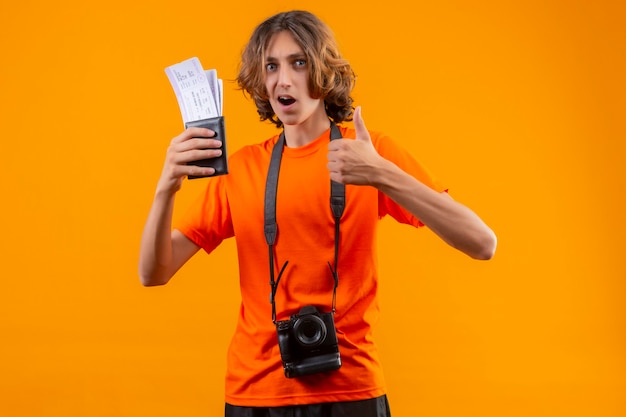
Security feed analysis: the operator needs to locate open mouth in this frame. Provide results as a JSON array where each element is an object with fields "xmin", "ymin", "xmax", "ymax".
[{"xmin": 278, "ymin": 96, "xmax": 296, "ymax": 106}]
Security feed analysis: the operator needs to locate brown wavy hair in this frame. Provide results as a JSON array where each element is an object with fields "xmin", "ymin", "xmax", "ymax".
[{"xmin": 237, "ymin": 10, "xmax": 356, "ymax": 128}]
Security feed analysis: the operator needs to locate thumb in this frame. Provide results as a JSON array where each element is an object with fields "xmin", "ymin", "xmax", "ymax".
[{"xmin": 353, "ymin": 106, "xmax": 371, "ymax": 143}]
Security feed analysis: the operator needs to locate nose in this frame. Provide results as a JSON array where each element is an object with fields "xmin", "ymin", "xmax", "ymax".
[{"xmin": 277, "ymin": 65, "xmax": 292, "ymax": 88}]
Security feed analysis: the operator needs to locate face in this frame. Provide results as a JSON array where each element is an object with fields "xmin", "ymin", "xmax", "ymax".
[{"xmin": 264, "ymin": 31, "xmax": 326, "ymax": 127}]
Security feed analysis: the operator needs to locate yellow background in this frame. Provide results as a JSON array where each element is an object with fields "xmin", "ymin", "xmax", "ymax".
[{"xmin": 1, "ymin": 0, "xmax": 624, "ymax": 416}]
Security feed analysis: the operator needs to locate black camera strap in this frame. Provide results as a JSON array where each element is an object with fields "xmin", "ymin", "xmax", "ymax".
[{"xmin": 264, "ymin": 123, "xmax": 344, "ymax": 323}]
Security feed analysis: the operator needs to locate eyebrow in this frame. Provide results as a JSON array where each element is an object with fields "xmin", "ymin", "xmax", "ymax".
[{"xmin": 265, "ymin": 53, "xmax": 307, "ymax": 62}]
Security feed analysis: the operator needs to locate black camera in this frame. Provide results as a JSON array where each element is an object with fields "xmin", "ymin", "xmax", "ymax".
[{"xmin": 275, "ymin": 305, "xmax": 342, "ymax": 378}]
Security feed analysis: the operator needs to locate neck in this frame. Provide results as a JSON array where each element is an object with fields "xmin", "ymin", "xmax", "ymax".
[{"xmin": 282, "ymin": 112, "xmax": 331, "ymax": 148}]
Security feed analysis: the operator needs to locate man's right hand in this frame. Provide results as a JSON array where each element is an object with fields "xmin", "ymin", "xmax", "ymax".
[{"xmin": 157, "ymin": 127, "xmax": 223, "ymax": 194}]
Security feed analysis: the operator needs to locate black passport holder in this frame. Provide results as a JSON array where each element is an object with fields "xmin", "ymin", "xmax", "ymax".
[{"xmin": 184, "ymin": 116, "xmax": 229, "ymax": 179}]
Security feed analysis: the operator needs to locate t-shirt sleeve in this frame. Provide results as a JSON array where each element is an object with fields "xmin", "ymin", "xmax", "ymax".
[
  {"xmin": 373, "ymin": 132, "xmax": 447, "ymax": 228},
  {"xmin": 174, "ymin": 175, "xmax": 234, "ymax": 254}
]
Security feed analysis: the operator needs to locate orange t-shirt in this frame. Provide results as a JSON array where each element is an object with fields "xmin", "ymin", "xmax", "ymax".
[{"xmin": 175, "ymin": 126, "xmax": 445, "ymax": 407}]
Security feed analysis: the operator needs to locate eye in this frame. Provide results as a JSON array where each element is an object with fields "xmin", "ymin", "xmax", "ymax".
[
  {"xmin": 266, "ymin": 63, "xmax": 277, "ymax": 71},
  {"xmin": 294, "ymin": 59, "xmax": 306, "ymax": 68}
]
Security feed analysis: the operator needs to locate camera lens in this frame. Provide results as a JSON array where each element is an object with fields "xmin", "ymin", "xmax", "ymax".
[{"xmin": 293, "ymin": 315, "xmax": 327, "ymax": 347}]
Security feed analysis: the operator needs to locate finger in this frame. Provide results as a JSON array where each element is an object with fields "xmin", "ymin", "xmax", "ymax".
[
  {"xmin": 187, "ymin": 127, "xmax": 217, "ymax": 138},
  {"xmin": 170, "ymin": 127, "xmax": 216, "ymax": 147},
  {"xmin": 185, "ymin": 165, "xmax": 216, "ymax": 178},
  {"xmin": 173, "ymin": 138, "xmax": 223, "ymax": 154},
  {"xmin": 179, "ymin": 147, "xmax": 223, "ymax": 165},
  {"xmin": 173, "ymin": 127, "xmax": 217, "ymax": 144},
  {"xmin": 190, "ymin": 137, "xmax": 223, "ymax": 149},
  {"xmin": 353, "ymin": 106, "xmax": 371, "ymax": 143}
]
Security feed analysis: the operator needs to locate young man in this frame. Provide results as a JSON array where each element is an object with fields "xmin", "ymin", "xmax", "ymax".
[{"xmin": 139, "ymin": 10, "xmax": 496, "ymax": 417}]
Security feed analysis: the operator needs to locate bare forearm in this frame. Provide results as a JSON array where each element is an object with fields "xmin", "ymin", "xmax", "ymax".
[
  {"xmin": 138, "ymin": 190, "xmax": 177, "ymax": 285},
  {"xmin": 138, "ymin": 127, "xmax": 219, "ymax": 285},
  {"xmin": 374, "ymin": 160, "xmax": 497, "ymax": 260},
  {"xmin": 326, "ymin": 107, "xmax": 496, "ymax": 259}
]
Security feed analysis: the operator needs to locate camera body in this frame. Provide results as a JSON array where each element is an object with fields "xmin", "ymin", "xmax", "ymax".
[{"xmin": 275, "ymin": 305, "xmax": 342, "ymax": 378}]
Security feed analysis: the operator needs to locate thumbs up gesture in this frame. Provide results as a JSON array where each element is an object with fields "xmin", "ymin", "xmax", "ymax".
[{"xmin": 327, "ymin": 106, "xmax": 385, "ymax": 185}]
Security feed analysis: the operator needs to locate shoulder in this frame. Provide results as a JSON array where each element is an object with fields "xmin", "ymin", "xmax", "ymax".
[
  {"xmin": 338, "ymin": 125, "xmax": 399, "ymax": 152},
  {"xmin": 229, "ymin": 133, "xmax": 280, "ymax": 166}
]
